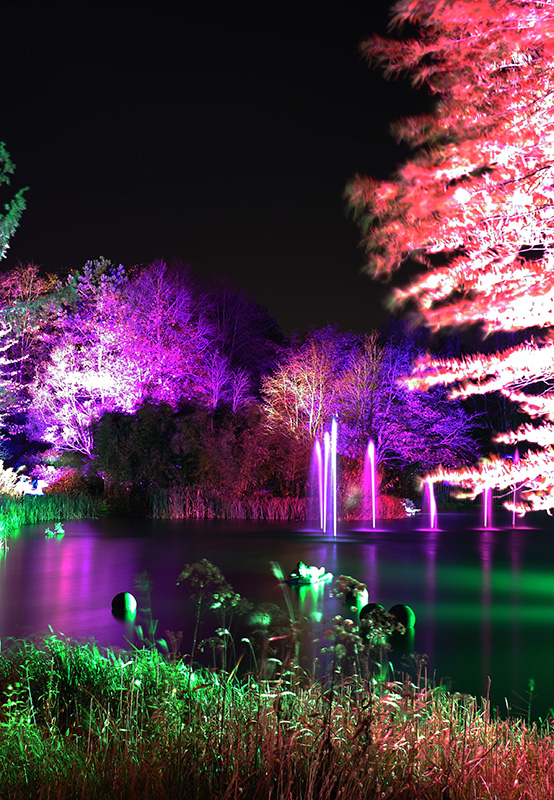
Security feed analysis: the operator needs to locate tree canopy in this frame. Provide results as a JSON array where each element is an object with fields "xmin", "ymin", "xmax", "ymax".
[{"xmin": 348, "ymin": 0, "xmax": 554, "ymax": 514}]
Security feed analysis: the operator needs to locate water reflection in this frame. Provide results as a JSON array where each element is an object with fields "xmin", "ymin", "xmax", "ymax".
[
  {"xmin": 0, "ymin": 514, "xmax": 554, "ymax": 718},
  {"xmin": 423, "ymin": 530, "xmax": 438, "ymax": 663},
  {"xmin": 479, "ymin": 529, "xmax": 494, "ymax": 689}
]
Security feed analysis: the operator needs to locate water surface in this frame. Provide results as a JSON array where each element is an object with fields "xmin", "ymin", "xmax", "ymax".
[{"xmin": 1, "ymin": 511, "xmax": 553, "ymax": 718}]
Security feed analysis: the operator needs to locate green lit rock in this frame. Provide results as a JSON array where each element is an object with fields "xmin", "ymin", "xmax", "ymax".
[
  {"xmin": 111, "ymin": 592, "xmax": 137, "ymax": 619},
  {"xmin": 389, "ymin": 603, "xmax": 416, "ymax": 628}
]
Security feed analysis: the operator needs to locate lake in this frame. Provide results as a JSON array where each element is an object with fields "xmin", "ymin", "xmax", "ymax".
[{"xmin": 1, "ymin": 510, "xmax": 554, "ymax": 719}]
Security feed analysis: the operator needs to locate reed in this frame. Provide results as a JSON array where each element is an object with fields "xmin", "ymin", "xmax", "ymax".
[
  {"xmin": 0, "ymin": 492, "xmax": 102, "ymax": 535},
  {"xmin": 150, "ymin": 486, "xmax": 306, "ymax": 521}
]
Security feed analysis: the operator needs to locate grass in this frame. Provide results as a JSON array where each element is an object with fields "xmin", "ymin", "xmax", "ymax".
[{"xmin": 0, "ymin": 628, "xmax": 552, "ymax": 798}]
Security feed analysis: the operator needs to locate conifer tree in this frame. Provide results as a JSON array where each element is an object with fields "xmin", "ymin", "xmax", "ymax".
[
  {"xmin": 0, "ymin": 143, "xmax": 26, "ymax": 261},
  {"xmin": 348, "ymin": 0, "xmax": 554, "ymax": 514}
]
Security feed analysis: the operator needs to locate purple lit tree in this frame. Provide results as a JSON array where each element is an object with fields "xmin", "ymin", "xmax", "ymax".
[
  {"xmin": 338, "ymin": 329, "xmax": 477, "ymax": 471},
  {"xmin": 123, "ymin": 260, "xmax": 216, "ymax": 406},
  {"xmin": 261, "ymin": 325, "xmax": 476, "ymax": 473},
  {"xmin": 203, "ymin": 276, "xmax": 283, "ymax": 390},
  {"xmin": 26, "ymin": 260, "xmax": 218, "ymax": 457}
]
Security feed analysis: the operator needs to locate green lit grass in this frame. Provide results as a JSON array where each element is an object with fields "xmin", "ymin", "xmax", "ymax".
[
  {"xmin": 0, "ymin": 633, "xmax": 553, "ymax": 799},
  {"xmin": 0, "ymin": 493, "xmax": 102, "ymax": 543}
]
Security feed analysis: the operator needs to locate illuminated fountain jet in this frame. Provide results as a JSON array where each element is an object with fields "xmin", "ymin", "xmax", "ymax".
[
  {"xmin": 363, "ymin": 440, "xmax": 377, "ymax": 529},
  {"xmin": 425, "ymin": 477, "xmax": 438, "ymax": 530},
  {"xmin": 482, "ymin": 486, "xmax": 493, "ymax": 529},
  {"xmin": 311, "ymin": 419, "xmax": 338, "ymax": 536}
]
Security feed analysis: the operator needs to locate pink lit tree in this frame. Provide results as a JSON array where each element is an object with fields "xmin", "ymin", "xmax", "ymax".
[
  {"xmin": 0, "ymin": 263, "xmax": 60, "ymax": 392},
  {"xmin": 348, "ymin": 0, "xmax": 554, "ymax": 514}
]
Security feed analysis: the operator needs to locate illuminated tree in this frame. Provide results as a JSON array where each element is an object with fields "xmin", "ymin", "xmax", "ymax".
[
  {"xmin": 337, "ymin": 330, "xmax": 476, "ymax": 471},
  {"xmin": 261, "ymin": 328, "xmax": 350, "ymax": 441},
  {"xmin": 27, "ymin": 260, "xmax": 218, "ymax": 457},
  {"xmin": 0, "ymin": 143, "xmax": 26, "ymax": 262},
  {"xmin": 0, "ymin": 263, "xmax": 60, "ymax": 455},
  {"xmin": 348, "ymin": 0, "xmax": 554, "ymax": 514},
  {"xmin": 123, "ymin": 260, "xmax": 215, "ymax": 406},
  {"xmin": 203, "ymin": 276, "xmax": 283, "ymax": 389},
  {"xmin": 0, "ymin": 320, "xmax": 26, "ymax": 436},
  {"xmin": 261, "ymin": 326, "xmax": 475, "ymax": 472},
  {"xmin": 229, "ymin": 367, "xmax": 253, "ymax": 413},
  {"xmin": 0, "ymin": 263, "xmax": 59, "ymax": 383}
]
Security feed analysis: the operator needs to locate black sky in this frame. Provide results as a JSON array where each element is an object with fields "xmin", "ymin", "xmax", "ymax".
[{"xmin": 3, "ymin": 0, "xmax": 423, "ymax": 336}]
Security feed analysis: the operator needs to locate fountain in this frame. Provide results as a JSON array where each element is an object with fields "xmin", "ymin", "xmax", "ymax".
[
  {"xmin": 312, "ymin": 439, "xmax": 324, "ymax": 529},
  {"xmin": 424, "ymin": 478, "xmax": 438, "ymax": 530},
  {"xmin": 363, "ymin": 440, "xmax": 377, "ymax": 529},
  {"xmin": 311, "ymin": 432, "xmax": 379, "ymax": 533},
  {"xmin": 310, "ymin": 431, "xmax": 452, "ymax": 534},
  {"xmin": 482, "ymin": 486, "xmax": 493, "ymax": 529},
  {"xmin": 512, "ymin": 447, "xmax": 520, "ymax": 529},
  {"xmin": 310, "ymin": 419, "xmax": 338, "ymax": 536}
]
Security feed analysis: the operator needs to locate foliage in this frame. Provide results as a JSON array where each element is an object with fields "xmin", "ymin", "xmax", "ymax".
[
  {"xmin": 0, "ymin": 262, "xmax": 58, "ymax": 380},
  {"xmin": 27, "ymin": 260, "xmax": 215, "ymax": 456},
  {"xmin": 177, "ymin": 559, "xmax": 251, "ymax": 671},
  {"xmin": 5, "ymin": 250, "xmax": 476, "ymax": 504},
  {"xmin": 348, "ymin": 0, "xmax": 554, "ymax": 515},
  {"xmin": 262, "ymin": 326, "xmax": 351, "ymax": 440},
  {"xmin": 0, "ymin": 493, "xmax": 101, "ymax": 545},
  {"xmin": 42, "ymin": 467, "xmax": 101, "ymax": 496},
  {"xmin": 94, "ymin": 401, "xmax": 292, "ymax": 502},
  {"xmin": 44, "ymin": 522, "xmax": 64, "ymax": 538},
  {"xmin": 150, "ymin": 486, "xmax": 306, "ymax": 520},
  {"xmin": 93, "ymin": 403, "xmax": 199, "ymax": 491},
  {"xmin": 0, "ymin": 143, "xmax": 26, "ymax": 263},
  {"xmin": 26, "ymin": 260, "xmax": 275, "ymax": 464},
  {"xmin": 0, "ymin": 319, "xmax": 31, "ymax": 446}
]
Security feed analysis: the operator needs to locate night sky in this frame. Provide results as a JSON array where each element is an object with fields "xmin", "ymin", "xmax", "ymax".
[{"xmin": 3, "ymin": 1, "xmax": 426, "ymax": 337}]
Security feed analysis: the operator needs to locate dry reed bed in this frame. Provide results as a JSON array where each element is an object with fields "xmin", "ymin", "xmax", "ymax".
[
  {"xmin": 0, "ymin": 635, "xmax": 553, "ymax": 799},
  {"xmin": 150, "ymin": 486, "xmax": 307, "ymax": 520}
]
